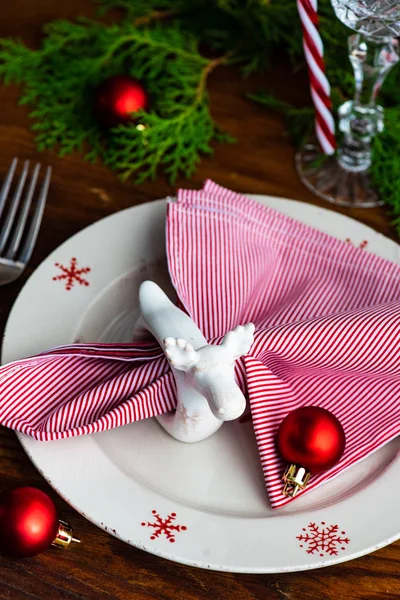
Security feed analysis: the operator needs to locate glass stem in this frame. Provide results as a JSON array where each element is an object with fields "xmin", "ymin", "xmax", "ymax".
[{"xmin": 337, "ymin": 35, "xmax": 399, "ymax": 172}]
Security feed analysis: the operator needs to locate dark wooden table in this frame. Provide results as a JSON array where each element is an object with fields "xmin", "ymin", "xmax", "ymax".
[{"xmin": 0, "ymin": 2, "xmax": 399, "ymax": 599}]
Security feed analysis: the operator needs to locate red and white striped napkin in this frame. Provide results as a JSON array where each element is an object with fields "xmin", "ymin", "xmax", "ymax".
[{"xmin": 1, "ymin": 181, "xmax": 399, "ymax": 508}]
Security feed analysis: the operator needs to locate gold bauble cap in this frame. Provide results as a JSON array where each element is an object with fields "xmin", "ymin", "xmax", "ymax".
[
  {"xmin": 282, "ymin": 464, "xmax": 311, "ymax": 498},
  {"xmin": 52, "ymin": 520, "xmax": 81, "ymax": 549}
]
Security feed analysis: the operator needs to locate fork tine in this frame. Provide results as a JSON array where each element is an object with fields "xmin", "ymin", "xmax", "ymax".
[
  {"xmin": 5, "ymin": 163, "xmax": 41, "ymax": 260},
  {"xmin": 0, "ymin": 157, "xmax": 18, "ymax": 220},
  {"xmin": 0, "ymin": 160, "xmax": 29, "ymax": 254},
  {"xmin": 18, "ymin": 166, "xmax": 51, "ymax": 265}
]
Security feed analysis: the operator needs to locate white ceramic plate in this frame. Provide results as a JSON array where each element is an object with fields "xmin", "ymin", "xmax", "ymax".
[{"xmin": 2, "ymin": 195, "xmax": 400, "ymax": 573}]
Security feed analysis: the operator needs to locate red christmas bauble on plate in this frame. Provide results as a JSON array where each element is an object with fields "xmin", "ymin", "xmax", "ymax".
[
  {"xmin": 0, "ymin": 487, "xmax": 59, "ymax": 557},
  {"xmin": 277, "ymin": 406, "xmax": 346, "ymax": 472},
  {"xmin": 93, "ymin": 75, "xmax": 149, "ymax": 128}
]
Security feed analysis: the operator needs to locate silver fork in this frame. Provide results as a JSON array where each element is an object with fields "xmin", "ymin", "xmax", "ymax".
[{"xmin": 0, "ymin": 158, "xmax": 51, "ymax": 286}]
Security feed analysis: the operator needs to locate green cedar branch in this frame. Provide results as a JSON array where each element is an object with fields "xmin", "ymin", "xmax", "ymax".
[{"xmin": 0, "ymin": 18, "xmax": 230, "ymax": 184}]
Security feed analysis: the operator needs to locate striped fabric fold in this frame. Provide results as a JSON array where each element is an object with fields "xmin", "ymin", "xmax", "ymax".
[
  {"xmin": 0, "ymin": 343, "xmax": 176, "ymax": 440},
  {"xmin": 1, "ymin": 181, "xmax": 399, "ymax": 507},
  {"xmin": 168, "ymin": 181, "xmax": 400, "ymax": 507}
]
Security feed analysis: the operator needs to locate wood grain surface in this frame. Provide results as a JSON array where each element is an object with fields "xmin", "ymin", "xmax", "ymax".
[{"xmin": 0, "ymin": 2, "xmax": 399, "ymax": 599}]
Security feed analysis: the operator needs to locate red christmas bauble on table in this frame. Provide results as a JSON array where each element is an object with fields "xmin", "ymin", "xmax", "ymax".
[
  {"xmin": 93, "ymin": 74, "xmax": 149, "ymax": 128},
  {"xmin": 277, "ymin": 406, "xmax": 346, "ymax": 498},
  {"xmin": 0, "ymin": 487, "xmax": 79, "ymax": 557}
]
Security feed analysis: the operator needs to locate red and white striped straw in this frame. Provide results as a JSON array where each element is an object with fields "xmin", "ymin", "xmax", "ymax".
[{"xmin": 297, "ymin": 0, "xmax": 336, "ymax": 154}]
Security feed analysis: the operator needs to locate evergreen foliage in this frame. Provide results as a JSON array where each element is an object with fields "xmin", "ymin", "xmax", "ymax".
[{"xmin": 0, "ymin": 0, "xmax": 399, "ymax": 229}]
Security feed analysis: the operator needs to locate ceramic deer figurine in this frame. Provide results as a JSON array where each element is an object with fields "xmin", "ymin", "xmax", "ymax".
[{"xmin": 139, "ymin": 281, "xmax": 255, "ymax": 443}]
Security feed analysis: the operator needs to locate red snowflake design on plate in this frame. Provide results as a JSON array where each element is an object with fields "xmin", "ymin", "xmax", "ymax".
[
  {"xmin": 141, "ymin": 510, "xmax": 187, "ymax": 543},
  {"xmin": 345, "ymin": 238, "xmax": 369, "ymax": 250},
  {"xmin": 53, "ymin": 257, "xmax": 91, "ymax": 291},
  {"xmin": 297, "ymin": 522, "xmax": 350, "ymax": 556}
]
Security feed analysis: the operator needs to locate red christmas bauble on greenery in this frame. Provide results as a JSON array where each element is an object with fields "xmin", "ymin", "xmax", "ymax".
[
  {"xmin": 277, "ymin": 406, "xmax": 346, "ymax": 472},
  {"xmin": 93, "ymin": 74, "xmax": 149, "ymax": 128}
]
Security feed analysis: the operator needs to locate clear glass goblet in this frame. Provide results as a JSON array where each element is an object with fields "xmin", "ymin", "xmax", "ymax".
[{"xmin": 296, "ymin": 1, "xmax": 400, "ymax": 207}]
